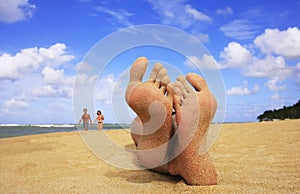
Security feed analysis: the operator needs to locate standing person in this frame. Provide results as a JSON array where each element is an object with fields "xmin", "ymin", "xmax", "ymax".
[
  {"xmin": 94, "ymin": 110, "xmax": 105, "ymax": 131},
  {"xmin": 78, "ymin": 108, "xmax": 92, "ymax": 131}
]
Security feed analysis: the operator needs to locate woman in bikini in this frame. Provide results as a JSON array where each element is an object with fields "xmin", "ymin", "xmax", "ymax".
[{"xmin": 94, "ymin": 110, "xmax": 105, "ymax": 131}]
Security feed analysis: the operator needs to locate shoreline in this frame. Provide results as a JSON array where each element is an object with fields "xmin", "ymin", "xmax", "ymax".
[
  {"xmin": 0, "ymin": 119, "xmax": 295, "ymax": 139},
  {"xmin": 1, "ymin": 119, "xmax": 299, "ymax": 193}
]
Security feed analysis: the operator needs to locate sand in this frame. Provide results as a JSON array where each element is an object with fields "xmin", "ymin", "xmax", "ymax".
[{"xmin": 1, "ymin": 119, "xmax": 299, "ymax": 193}]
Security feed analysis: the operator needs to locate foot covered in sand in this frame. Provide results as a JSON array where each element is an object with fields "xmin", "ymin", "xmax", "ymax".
[
  {"xmin": 125, "ymin": 57, "xmax": 175, "ymax": 171},
  {"xmin": 168, "ymin": 73, "xmax": 217, "ymax": 185}
]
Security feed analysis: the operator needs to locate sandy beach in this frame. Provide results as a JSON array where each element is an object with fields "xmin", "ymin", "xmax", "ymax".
[{"xmin": 1, "ymin": 119, "xmax": 299, "ymax": 193}]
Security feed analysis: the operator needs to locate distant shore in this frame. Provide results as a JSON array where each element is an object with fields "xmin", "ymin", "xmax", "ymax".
[{"xmin": 1, "ymin": 119, "xmax": 299, "ymax": 193}]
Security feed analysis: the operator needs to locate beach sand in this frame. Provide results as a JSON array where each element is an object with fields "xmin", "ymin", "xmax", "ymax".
[{"xmin": 1, "ymin": 119, "xmax": 299, "ymax": 193}]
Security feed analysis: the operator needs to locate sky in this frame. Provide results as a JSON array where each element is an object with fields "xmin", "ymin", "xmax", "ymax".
[{"xmin": 0, "ymin": 0, "xmax": 299, "ymax": 124}]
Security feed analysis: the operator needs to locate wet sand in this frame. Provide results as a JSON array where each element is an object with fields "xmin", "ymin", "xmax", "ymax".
[{"xmin": 1, "ymin": 119, "xmax": 299, "ymax": 193}]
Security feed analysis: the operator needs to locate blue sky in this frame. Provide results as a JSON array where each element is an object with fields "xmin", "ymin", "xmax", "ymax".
[{"xmin": 0, "ymin": 0, "xmax": 299, "ymax": 124}]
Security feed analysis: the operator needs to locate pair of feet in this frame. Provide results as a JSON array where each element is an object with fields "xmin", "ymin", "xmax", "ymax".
[{"xmin": 125, "ymin": 57, "xmax": 217, "ymax": 185}]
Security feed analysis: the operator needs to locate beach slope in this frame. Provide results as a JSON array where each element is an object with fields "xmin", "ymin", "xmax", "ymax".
[{"xmin": 1, "ymin": 120, "xmax": 299, "ymax": 193}]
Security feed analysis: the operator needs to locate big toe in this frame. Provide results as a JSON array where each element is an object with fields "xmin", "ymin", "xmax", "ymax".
[
  {"xmin": 126, "ymin": 57, "xmax": 148, "ymax": 103},
  {"xmin": 186, "ymin": 73, "xmax": 208, "ymax": 92},
  {"xmin": 129, "ymin": 57, "xmax": 148, "ymax": 83}
]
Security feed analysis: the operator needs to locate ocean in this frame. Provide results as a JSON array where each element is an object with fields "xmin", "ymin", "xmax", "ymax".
[{"xmin": 0, "ymin": 124, "xmax": 131, "ymax": 138}]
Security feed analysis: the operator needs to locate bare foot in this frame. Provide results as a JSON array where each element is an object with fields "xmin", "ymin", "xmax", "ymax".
[
  {"xmin": 168, "ymin": 73, "xmax": 217, "ymax": 185},
  {"xmin": 125, "ymin": 57, "xmax": 175, "ymax": 172}
]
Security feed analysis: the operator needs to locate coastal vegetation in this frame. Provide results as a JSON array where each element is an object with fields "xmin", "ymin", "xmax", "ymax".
[{"xmin": 257, "ymin": 100, "xmax": 300, "ymax": 121}]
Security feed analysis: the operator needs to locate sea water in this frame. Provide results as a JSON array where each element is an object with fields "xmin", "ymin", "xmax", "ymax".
[{"xmin": 0, "ymin": 124, "xmax": 131, "ymax": 138}]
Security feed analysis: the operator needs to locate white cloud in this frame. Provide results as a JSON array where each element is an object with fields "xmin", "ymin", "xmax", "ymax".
[
  {"xmin": 4, "ymin": 98, "xmax": 28, "ymax": 109},
  {"xmin": 33, "ymin": 66, "xmax": 76, "ymax": 98},
  {"xmin": 0, "ymin": 43, "xmax": 75, "ymax": 80},
  {"xmin": 75, "ymin": 61, "xmax": 94, "ymax": 72},
  {"xmin": 32, "ymin": 85, "xmax": 57, "ymax": 97},
  {"xmin": 95, "ymin": 74, "xmax": 117, "ymax": 104},
  {"xmin": 94, "ymin": 6, "xmax": 133, "ymax": 26},
  {"xmin": 0, "ymin": 0, "xmax": 36, "ymax": 23},
  {"xmin": 220, "ymin": 19, "xmax": 259, "ymax": 40},
  {"xmin": 254, "ymin": 27, "xmax": 300, "ymax": 58},
  {"xmin": 270, "ymin": 94, "xmax": 280, "ymax": 100},
  {"xmin": 265, "ymin": 77, "xmax": 286, "ymax": 91},
  {"xmin": 75, "ymin": 73, "xmax": 98, "ymax": 86},
  {"xmin": 217, "ymin": 27, "xmax": 299, "ymax": 93},
  {"xmin": 184, "ymin": 4, "xmax": 211, "ymax": 22},
  {"xmin": 42, "ymin": 67, "xmax": 65, "ymax": 85},
  {"xmin": 227, "ymin": 81, "xmax": 259, "ymax": 96},
  {"xmin": 147, "ymin": 0, "xmax": 211, "ymax": 29},
  {"xmin": 39, "ymin": 43, "xmax": 75, "ymax": 67},
  {"xmin": 219, "ymin": 42, "xmax": 253, "ymax": 69},
  {"xmin": 184, "ymin": 54, "xmax": 218, "ymax": 70},
  {"xmin": 216, "ymin": 6, "xmax": 233, "ymax": 16},
  {"xmin": 0, "ymin": 48, "xmax": 40, "ymax": 80},
  {"xmin": 245, "ymin": 55, "xmax": 292, "ymax": 78},
  {"xmin": 32, "ymin": 85, "xmax": 73, "ymax": 98}
]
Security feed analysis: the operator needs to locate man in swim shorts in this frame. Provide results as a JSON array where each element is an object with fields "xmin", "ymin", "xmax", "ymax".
[{"xmin": 78, "ymin": 108, "xmax": 92, "ymax": 131}]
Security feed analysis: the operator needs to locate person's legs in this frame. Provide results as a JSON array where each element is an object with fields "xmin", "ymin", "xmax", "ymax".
[
  {"xmin": 168, "ymin": 73, "xmax": 217, "ymax": 185},
  {"xmin": 83, "ymin": 122, "xmax": 88, "ymax": 131},
  {"xmin": 125, "ymin": 57, "xmax": 175, "ymax": 173}
]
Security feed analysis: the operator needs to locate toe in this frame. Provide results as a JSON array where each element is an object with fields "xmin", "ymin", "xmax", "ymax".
[
  {"xmin": 126, "ymin": 57, "xmax": 149, "ymax": 104},
  {"xmin": 174, "ymin": 80, "xmax": 187, "ymax": 99},
  {"xmin": 177, "ymin": 75, "xmax": 194, "ymax": 94},
  {"xmin": 157, "ymin": 67, "xmax": 169, "ymax": 88},
  {"xmin": 129, "ymin": 57, "xmax": 148, "ymax": 83},
  {"xmin": 149, "ymin": 63, "xmax": 163, "ymax": 82},
  {"xmin": 166, "ymin": 82, "xmax": 175, "ymax": 98},
  {"xmin": 173, "ymin": 94, "xmax": 181, "ymax": 127},
  {"xmin": 186, "ymin": 73, "xmax": 207, "ymax": 92},
  {"xmin": 160, "ymin": 75, "xmax": 170, "ymax": 93}
]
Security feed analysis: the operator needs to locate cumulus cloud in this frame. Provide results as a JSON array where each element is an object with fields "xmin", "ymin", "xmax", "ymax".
[
  {"xmin": 227, "ymin": 82, "xmax": 259, "ymax": 96},
  {"xmin": 33, "ymin": 66, "xmax": 76, "ymax": 98},
  {"xmin": 244, "ymin": 55, "xmax": 292, "ymax": 78},
  {"xmin": 184, "ymin": 54, "xmax": 218, "ymax": 69},
  {"xmin": 32, "ymin": 85, "xmax": 73, "ymax": 98},
  {"xmin": 220, "ymin": 19, "xmax": 259, "ymax": 40},
  {"xmin": 3, "ymin": 92, "xmax": 32, "ymax": 110},
  {"xmin": 42, "ymin": 67, "xmax": 65, "ymax": 85},
  {"xmin": 219, "ymin": 42, "xmax": 253, "ymax": 69},
  {"xmin": 0, "ymin": 0, "xmax": 36, "ymax": 23},
  {"xmin": 254, "ymin": 27, "xmax": 300, "ymax": 58},
  {"xmin": 265, "ymin": 77, "xmax": 286, "ymax": 91},
  {"xmin": 5, "ymin": 98, "xmax": 29, "ymax": 109},
  {"xmin": 147, "ymin": 0, "xmax": 211, "ymax": 29},
  {"xmin": 95, "ymin": 74, "xmax": 117, "ymax": 104},
  {"xmin": 0, "ymin": 43, "xmax": 75, "ymax": 80},
  {"xmin": 39, "ymin": 43, "xmax": 75, "ymax": 67},
  {"xmin": 74, "ymin": 73, "xmax": 98, "ymax": 86}
]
